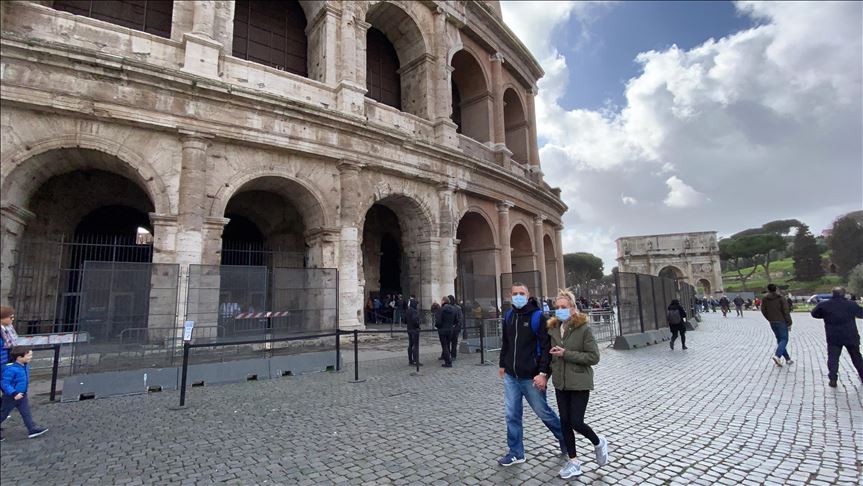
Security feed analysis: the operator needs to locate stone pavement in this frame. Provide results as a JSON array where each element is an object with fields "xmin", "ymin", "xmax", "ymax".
[{"xmin": 1, "ymin": 312, "xmax": 861, "ymax": 485}]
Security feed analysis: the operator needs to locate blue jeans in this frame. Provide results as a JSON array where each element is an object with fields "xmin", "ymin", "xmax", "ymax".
[
  {"xmin": 503, "ymin": 373, "xmax": 566, "ymax": 458},
  {"xmin": 1, "ymin": 394, "xmax": 38, "ymax": 433},
  {"xmin": 770, "ymin": 322, "xmax": 791, "ymax": 359}
]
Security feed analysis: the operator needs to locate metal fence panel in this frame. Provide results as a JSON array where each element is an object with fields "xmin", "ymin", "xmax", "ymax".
[
  {"xmin": 70, "ymin": 262, "xmax": 179, "ymax": 374},
  {"xmin": 615, "ymin": 272, "xmax": 641, "ymax": 335}
]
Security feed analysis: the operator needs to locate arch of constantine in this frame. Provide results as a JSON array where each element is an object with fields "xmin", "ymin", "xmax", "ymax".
[
  {"xmin": 616, "ymin": 232, "xmax": 723, "ymax": 296},
  {"xmin": 0, "ymin": 1, "xmax": 567, "ymax": 333}
]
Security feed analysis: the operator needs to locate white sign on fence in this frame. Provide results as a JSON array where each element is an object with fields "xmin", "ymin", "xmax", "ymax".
[
  {"xmin": 183, "ymin": 320, "xmax": 195, "ymax": 342},
  {"xmin": 16, "ymin": 332, "xmax": 89, "ymax": 346}
]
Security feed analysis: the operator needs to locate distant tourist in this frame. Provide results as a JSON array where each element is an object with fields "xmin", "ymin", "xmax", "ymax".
[
  {"xmin": 448, "ymin": 295, "xmax": 463, "ymax": 361},
  {"xmin": 719, "ymin": 295, "xmax": 731, "ymax": 317},
  {"xmin": 405, "ymin": 296, "xmax": 421, "ymax": 367},
  {"xmin": 1, "ymin": 346, "xmax": 49, "ymax": 441},
  {"xmin": 435, "ymin": 297, "xmax": 456, "ymax": 367},
  {"xmin": 667, "ymin": 299, "xmax": 688, "ymax": 350},
  {"xmin": 810, "ymin": 287, "xmax": 863, "ymax": 388},
  {"xmin": 761, "ymin": 284, "xmax": 793, "ymax": 367},
  {"xmin": 497, "ymin": 282, "xmax": 567, "ymax": 467},
  {"xmin": 1, "ymin": 306, "xmax": 18, "ymax": 365},
  {"xmin": 733, "ymin": 295, "xmax": 745, "ymax": 317},
  {"xmin": 547, "ymin": 290, "xmax": 610, "ymax": 478}
]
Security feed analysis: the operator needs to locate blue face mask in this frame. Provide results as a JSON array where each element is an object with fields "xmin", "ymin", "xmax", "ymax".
[
  {"xmin": 512, "ymin": 295, "xmax": 528, "ymax": 309},
  {"xmin": 555, "ymin": 308, "xmax": 571, "ymax": 321}
]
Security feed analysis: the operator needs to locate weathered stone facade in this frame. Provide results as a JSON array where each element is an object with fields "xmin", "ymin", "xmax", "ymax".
[
  {"xmin": 616, "ymin": 232, "xmax": 723, "ymax": 296},
  {"xmin": 0, "ymin": 1, "xmax": 567, "ymax": 330}
]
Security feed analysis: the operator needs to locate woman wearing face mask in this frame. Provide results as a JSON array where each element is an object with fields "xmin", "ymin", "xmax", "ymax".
[{"xmin": 548, "ymin": 290, "xmax": 609, "ymax": 479}]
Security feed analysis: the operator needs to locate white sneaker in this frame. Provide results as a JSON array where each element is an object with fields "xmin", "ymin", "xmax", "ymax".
[
  {"xmin": 559, "ymin": 460, "xmax": 583, "ymax": 479},
  {"xmin": 785, "ymin": 358, "xmax": 794, "ymax": 365},
  {"xmin": 772, "ymin": 356, "xmax": 783, "ymax": 367},
  {"xmin": 595, "ymin": 435, "xmax": 609, "ymax": 466}
]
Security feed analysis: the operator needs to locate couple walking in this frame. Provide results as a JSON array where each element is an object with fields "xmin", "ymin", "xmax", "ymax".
[{"xmin": 497, "ymin": 283, "xmax": 610, "ymax": 479}]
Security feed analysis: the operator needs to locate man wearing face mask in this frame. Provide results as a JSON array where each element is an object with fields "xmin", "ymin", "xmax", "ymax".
[{"xmin": 497, "ymin": 283, "xmax": 567, "ymax": 467}]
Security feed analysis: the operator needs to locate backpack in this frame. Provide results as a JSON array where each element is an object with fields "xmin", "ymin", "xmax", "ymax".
[
  {"xmin": 441, "ymin": 304, "xmax": 457, "ymax": 327},
  {"xmin": 667, "ymin": 308, "xmax": 682, "ymax": 325},
  {"xmin": 504, "ymin": 308, "xmax": 543, "ymax": 358}
]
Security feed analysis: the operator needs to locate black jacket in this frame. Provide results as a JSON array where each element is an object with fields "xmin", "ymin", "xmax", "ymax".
[
  {"xmin": 453, "ymin": 304, "xmax": 464, "ymax": 331},
  {"xmin": 405, "ymin": 307, "xmax": 420, "ymax": 331},
  {"xmin": 811, "ymin": 297, "xmax": 863, "ymax": 346},
  {"xmin": 436, "ymin": 303, "xmax": 457, "ymax": 333},
  {"xmin": 667, "ymin": 302, "xmax": 687, "ymax": 326},
  {"xmin": 499, "ymin": 301, "xmax": 551, "ymax": 379}
]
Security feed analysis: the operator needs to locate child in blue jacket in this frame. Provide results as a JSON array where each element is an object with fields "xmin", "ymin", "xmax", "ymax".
[{"xmin": 1, "ymin": 346, "xmax": 48, "ymax": 441}]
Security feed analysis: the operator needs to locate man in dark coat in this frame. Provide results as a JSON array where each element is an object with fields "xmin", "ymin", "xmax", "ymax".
[
  {"xmin": 435, "ymin": 298, "xmax": 456, "ymax": 367},
  {"xmin": 448, "ymin": 295, "xmax": 463, "ymax": 360},
  {"xmin": 811, "ymin": 287, "xmax": 863, "ymax": 387},
  {"xmin": 405, "ymin": 297, "xmax": 421, "ymax": 366}
]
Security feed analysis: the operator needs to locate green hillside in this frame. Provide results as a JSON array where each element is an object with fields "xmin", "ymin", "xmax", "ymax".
[{"xmin": 720, "ymin": 256, "xmax": 843, "ymax": 295}]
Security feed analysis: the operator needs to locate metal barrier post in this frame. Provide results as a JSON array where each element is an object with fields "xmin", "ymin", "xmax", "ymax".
[
  {"xmin": 50, "ymin": 344, "xmax": 60, "ymax": 402},
  {"xmin": 349, "ymin": 329, "xmax": 365, "ymax": 383},
  {"xmin": 179, "ymin": 341, "xmax": 190, "ymax": 407},
  {"xmin": 335, "ymin": 328, "xmax": 341, "ymax": 371},
  {"xmin": 479, "ymin": 324, "xmax": 486, "ymax": 365}
]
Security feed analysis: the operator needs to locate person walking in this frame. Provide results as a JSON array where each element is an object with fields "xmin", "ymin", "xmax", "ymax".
[
  {"xmin": 733, "ymin": 295, "xmax": 745, "ymax": 317},
  {"xmin": 448, "ymin": 295, "xmax": 463, "ymax": 360},
  {"xmin": 811, "ymin": 287, "xmax": 863, "ymax": 387},
  {"xmin": 1, "ymin": 347, "xmax": 49, "ymax": 441},
  {"xmin": 761, "ymin": 283, "xmax": 793, "ymax": 367},
  {"xmin": 667, "ymin": 299, "xmax": 688, "ymax": 350},
  {"xmin": 719, "ymin": 295, "xmax": 731, "ymax": 317},
  {"xmin": 547, "ymin": 290, "xmax": 609, "ymax": 479},
  {"xmin": 435, "ymin": 298, "xmax": 456, "ymax": 367},
  {"xmin": 405, "ymin": 298, "xmax": 421, "ymax": 366},
  {"xmin": 497, "ymin": 282, "xmax": 567, "ymax": 466},
  {"xmin": 1, "ymin": 306, "xmax": 18, "ymax": 365}
]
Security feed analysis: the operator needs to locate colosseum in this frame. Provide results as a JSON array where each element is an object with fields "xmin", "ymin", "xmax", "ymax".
[{"xmin": 0, "ymin": 0, "xmax": 567, "ymax": 340}]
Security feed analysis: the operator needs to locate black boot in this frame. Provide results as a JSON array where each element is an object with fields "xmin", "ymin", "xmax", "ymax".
[{"xmin": 670, "ymin": 338, "xmax": 675, "ymax": 350}]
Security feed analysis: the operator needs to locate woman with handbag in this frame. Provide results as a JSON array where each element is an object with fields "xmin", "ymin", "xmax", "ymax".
[{"xmin": 548, "ymin": 291, "xmax": 609, "ymax": 479}]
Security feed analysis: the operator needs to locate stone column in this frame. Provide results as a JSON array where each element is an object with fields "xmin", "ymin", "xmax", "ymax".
[
  {"xmin": 181, "ymin": 1, "xmax": 222, "ymax": 78},
  {"xmin": 497, "ymin": 201, "xmax": 513, "ymax": 274},
  {"xmin": 201, "ymin": 217, "xmax": 229, "ymax": 266},
  {"xmin": 432, "ymin": 7, "xmax": 458, "ymax": 147},
  {"xmin": 526, "ymin": 87, "xmax": 541, "ymax": 167},
  {"xmin": 338, "ymin": 160, "xmax": 364, "ymax": 329},
  {"xmin": 336, "ymin": 7, "xmax": 368, "ymax": 116},
  {"xmin": 490, "ymin": 53, "xmax": 512, "ymax": 169},
  {"xmin": 149, "ymin": 213, "xmax": 179, "ymax": 264},
  {"xmin": 305, "ymin": 227, "xmax": 341, "ymax": 269},
  {"xmin": 307, "ymin": 4, "xmax": 340, "ymax": 84},
  {"xmin": 176, "ymin": 131, "xmax": 212, "ymax": 266},
  {"xmin": 0, "ymin": 203, "xmax": 35, "ymax": 306},
  {"xmin": 533, "ymin": 215, "xmax": 547, "ymax": 298},
  {"xmin": 555, "ymin": 225, "xmax": 566, "ymax": 291},
  {"xmin": 437, "ymin": 182, "xmax": 457, "ymax": 299}
]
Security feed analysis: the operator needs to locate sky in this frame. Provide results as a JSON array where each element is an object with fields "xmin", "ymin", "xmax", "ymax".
[{"xmin": 500, "ymin": 1, "xmax": 863, "ymax": 271}]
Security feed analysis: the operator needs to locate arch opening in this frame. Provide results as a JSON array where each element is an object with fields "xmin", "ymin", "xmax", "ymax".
[
  {"xmin": 503, "ymin": 88, "xmax": 529, "ymax": 164},
  {"xmin": 543, "ymin": 234, "xmax": 558, "ymax": 298},
  {"xmin": 510, "ymin": 224, "xmax": 534, "ymax": 274},
  {"xmin": 455, "ymin": 211, "xmax": 497, "ymax": 318},
  {"xmin": 659, "ymin": 265, "xmax": 686, "ymax": 281},
  {"xmin": 53, "ymin": 0, "xmax": 174, "ymax": 38},
  {"xmin": 232, "ymin": 0, "xmax": 308, "ymax": 77},
  {"xmin": 450, "ymin": 50, "xmax": 491, "ymax": 143},
  {"xmin": 697, "ymin": 278, "xmax": 712, "ymax": 296}
]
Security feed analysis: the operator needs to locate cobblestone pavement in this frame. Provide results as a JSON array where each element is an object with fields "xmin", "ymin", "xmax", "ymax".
[{"xmin": 1, "ymin": 312, "xmax": 861, "ymax": 485}]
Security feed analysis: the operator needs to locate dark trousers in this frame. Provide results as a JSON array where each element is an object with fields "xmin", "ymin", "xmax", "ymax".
[
  {"xmin": 450, "ymin": 329, "xmax": 460, "ymax": 359},
  {"xmin": 1, "ymin": 394, "xmax": 37, "ymax": 433},
  {"xmin": 407, "ymin": 330, "xmax": 419, "ymax": 364},
  {"xmin": 554, "ymin": 389, "xmax": 599, "ymax": 459},
  {"xmin": 827, "ymin": 343, "xmax": 863, "ymax": 381},
  {"xmin": 438, "ymin": 333, "xmax": 452, "ymax": 365},
  {"xmin": 671, "ymin": 325, "xmax": 686, "ymax": 347}
]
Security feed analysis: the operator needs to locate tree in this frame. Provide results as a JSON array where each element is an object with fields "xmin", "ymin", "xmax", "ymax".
[
  {"xmin": 828, "ymin": 216, "xmax": 863, "ymax": 278},
  {"xmin": 563, "ymin": 252, "xmax": 604, "ymax": 288},
  {"xmin": 719, "ymin": 233, "xmax": 786, "ymax": 289},
  {"xmin": 792, "ymin": 224, "xmax": 824, "ymax": 281},
  {"xmin": 848, "ymin": 264, "xmax": 863, "ymax": 297}
]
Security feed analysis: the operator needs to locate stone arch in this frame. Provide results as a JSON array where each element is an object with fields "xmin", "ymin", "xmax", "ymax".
[
  {"xmin": 510, "ymin": 222, "xmax": 534, "ymax": 273},
  {"xmin": 697, "ymin": 278, "xmax": 712, "ymax": 296},
  {"xmin": 210, "ymin": 170, "xmax": 332, "ymax": 230},
  {"xmin": 1, "ymin": 137, "xmax": 171, "ymax": 216},
  {"xmin": 364, "ymin": 1, "xmax": 432, "ymax": 118},
  {"xmin": 359, "ymin": 184, "xmax": 436, "ymax": 240},
  {"xmin": 456, "ymin": 205, "xmax": 499, "ymax": 247},
  {"xmin": 503, "ymin": 87, "xmax": 529, "ymax": 164},
  {"xmin": 543, "ymin": 233, "xmax": 559, "ymax": 296},
  {"xmin": 456, "ymin": 211, "xmax": 496, "ymax": 274},
  {"xmin": 659, "ymin": 265, "xmax": 686, "ymax": 281},
  {"xmin": 450, "ymin": 49, "xmax": 492, "ymax": 143}
]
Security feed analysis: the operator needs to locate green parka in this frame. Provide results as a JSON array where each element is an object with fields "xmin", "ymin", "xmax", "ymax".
[{"xmin": 548, "ymin": 316, "xmax": 600, "ymax": 391}]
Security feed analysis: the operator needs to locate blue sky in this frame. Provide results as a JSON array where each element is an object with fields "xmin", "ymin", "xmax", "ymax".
[
  {"xmin": 501, "ymin": 1, "xmax": 863, "ymax": 270},
  {"xmin": 557, "ymin": 1, "xmax": 760, "ymax": 112}
]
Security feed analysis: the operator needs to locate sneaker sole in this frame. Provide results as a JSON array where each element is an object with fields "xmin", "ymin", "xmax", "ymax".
[
  {"xmin": 28, "ymin": 429, "xmax": 48, "ymax": 438},
  {"xmin": 560, "ymin": 470, "xmax": 583, "ymax": 479},
  {"xmin": 499, "ymin": 458, "xmax": 525, "ymax": 467}
]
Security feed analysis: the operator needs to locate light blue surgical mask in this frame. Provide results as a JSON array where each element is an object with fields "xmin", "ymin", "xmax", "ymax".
[
  {"xmin": 512, "ymin": 295, "xmax": 528, "ymax": 309},
  {"xmin": 555, "ymin": 308, "xmax": 571, "ymax": 321}
]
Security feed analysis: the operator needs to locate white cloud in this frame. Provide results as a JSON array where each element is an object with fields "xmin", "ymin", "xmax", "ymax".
[
  {"xmin": 502, "ymin": 1, "xmax": 863, "ymax": 270},
  {"xmin": 621, "ymin": 195, "xmax": 638, "ymax": 205},
  {"xmin": 663, "ymin": 176, "xmax": 708, "ymax": 208}
]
